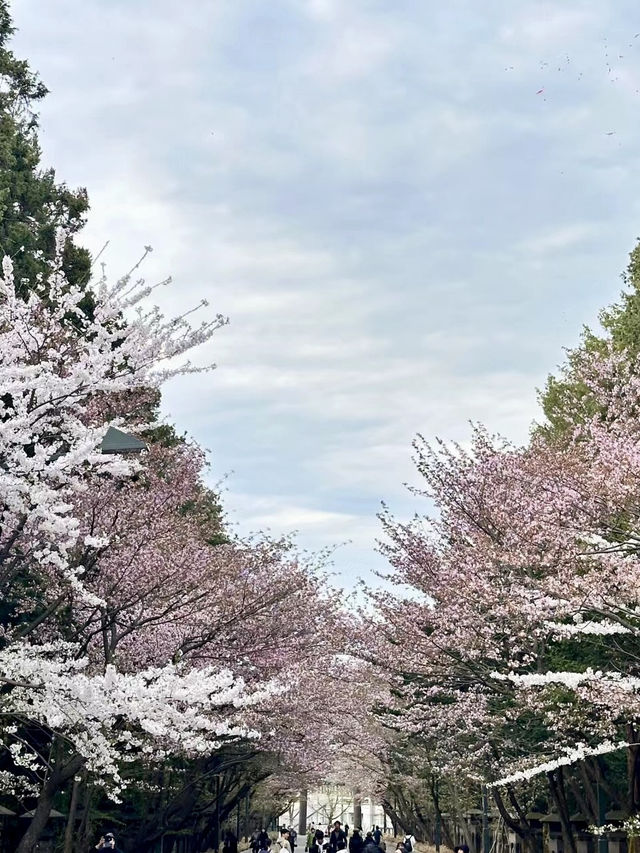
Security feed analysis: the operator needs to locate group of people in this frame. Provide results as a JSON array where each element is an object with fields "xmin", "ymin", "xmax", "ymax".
[
  {"xmin": 251, "ymin": 828, "xmax": 276, "ymax": 853},
  {"xmin": 95, "ymin": 821, "xmax": 419, "ymax": 853},
  {"xmin": 251, "ymin": 822, "xmax": 418, "ymax": 853},
  {"xmin": 304, "ymin": 821, "xmax": 416, "ymax": 853},
  {"xmin": 306, "ymin": 821, "xmax": 349, "ymax": 853},
  {"xmin": 251, "ymin": 827, "xmax": 300, "ymax": 853}
]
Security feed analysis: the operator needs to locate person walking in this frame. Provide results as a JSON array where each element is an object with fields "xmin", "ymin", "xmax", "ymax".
[
  {"xmin": 257, "ymin": 829, "xmax": 272, "ymax": 852},
  {"xmin": 349, "ymin": 829, "xmax": 364, "ymax": 853},
  {"xmin": 330, "ymin": 822, "xmax": 347, "ymax": 853},
  {"xmin": 363, "ymin": 832, "xmax": 380, "ymax": 853},
  {"xmin": 279, "ymin": 830, "xmax": 292, "ymax": 853},
  {"xmin": 373, "ymin": 827, "xmax": 382, "ymax": 847}
]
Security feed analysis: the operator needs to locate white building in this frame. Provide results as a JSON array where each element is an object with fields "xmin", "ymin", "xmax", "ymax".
[{"xmin": 280, "ymin": 785, "xmax": 387, "ymax": 833}]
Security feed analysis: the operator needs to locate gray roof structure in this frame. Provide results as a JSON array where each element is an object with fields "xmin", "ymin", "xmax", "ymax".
[
  {"xmin": 21, "ymin": 808, "xmax": 65, "ymax": 818},
  {"xmin": 100, "ymin": 426, "xmax": 147, "ymax": 455}
]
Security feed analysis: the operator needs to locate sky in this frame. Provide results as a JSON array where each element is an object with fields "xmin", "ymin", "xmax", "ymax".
[{"xmin": 10, "ymin": 0, "xmax": 640, "ymax": 587}]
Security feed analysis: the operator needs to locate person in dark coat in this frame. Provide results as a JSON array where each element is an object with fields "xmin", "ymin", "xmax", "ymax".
[
  {"xmin": 257, "ymin": 829, "xmax": 272, "ymax": 852},
  {"xmin": 363, "ymin": 832, "xmax": 380, "ymax": 853},
  {"xmin": 349, "ymin": 829, "xmax": 364, "ymax": 853},
  {"xmin": 224, "ymin": 830, "xmax": 239, "ymax": 853},
  {"xmin": 330, "ymin": 822, "xmax": 347, "ymax": 853},
  {"xmin": 373, "ymin": 828, "xmax": 382, "ymax": 846}
]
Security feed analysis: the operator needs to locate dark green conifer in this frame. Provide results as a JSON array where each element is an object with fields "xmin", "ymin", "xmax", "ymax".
[
  {"xmin": 0, "ymin": 0, "xmax": 90, "ymax": 296},
  {"xmin": 539, "ymin": 240, "xmax": 640, "ymax": 439}
]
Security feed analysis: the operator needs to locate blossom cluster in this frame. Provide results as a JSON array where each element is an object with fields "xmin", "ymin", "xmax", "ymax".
[
  {"xmin": 0, "ymin": 242, "xmax": 360, "ymax": 824},
  {"xmin": 364, "ymin": 340, "xmax": 640, "ymax": 818}
]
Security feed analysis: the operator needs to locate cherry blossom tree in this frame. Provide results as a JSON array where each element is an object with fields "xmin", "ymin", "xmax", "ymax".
[
  {"xmin": 0, "ymin": 240, "xmax": 270, "ymax": 850},
  {"xmin": 0, "ymin": 240, "xmax": 393, "ymax": 852},
  {"xmin": 366, "ymin": 343, "xmax": 640, "ymax": 852},
  {"xmin": 0, "ymin": 237, "xmax": 224, "ymax": 611}
]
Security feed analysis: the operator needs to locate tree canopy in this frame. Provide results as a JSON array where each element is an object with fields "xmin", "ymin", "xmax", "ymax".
[{"xmin": 539, "ymin": 239, "xmax": 640, "ymax": 439}]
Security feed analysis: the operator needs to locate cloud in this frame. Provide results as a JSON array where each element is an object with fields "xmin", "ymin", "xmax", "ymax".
[
  {"xmin": 10, "ymin": 0, "xmax": 640, "ymax": 587},
  {"xmin": 517, "ymin": 223, "xmax": 602, "ymax": 255},
  {"xmin": 499, "ymin": 5, "xmax": 602, "ymax": 48}
]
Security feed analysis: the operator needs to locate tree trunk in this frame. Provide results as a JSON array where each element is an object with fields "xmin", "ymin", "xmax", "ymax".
[
  {"xmin": 593, "ymin": 758, "xmax": 619, "ymax": 806},
  {"xmin": 493, "ymin": 787, "xmax": 535, "ymax": 853},
  {"xmin": 15, "ymin": 760, "xmax": 77, "ymax": 851},
  {"xmin": 412, "ymin": 802, "xmax": 432, "ymax": 843},
  {"xmin": 429, "ymin": 781, "xmax": 454, "ymax": 850},
  {"xmin": 627, "ymin": 727, "xmax": 640, "ymax": 815},
  {"xmin": 567, "ymin": 775, "xmax": 593, "ymax": 823},
  {"xmin": 16, "ymin": 751, "xmax": 84, "ymax": 853},
  {"xmin": 353, "ymin": 792, "xmax": 362, "ymax": 831},
  {"xmin": 17, "ymin": 783, "xmax": 57, "ymax": 853},
  {"xmin": 577, "ymin": 765, "xmax": 598, "ymax": 822},
  {"xmin": 299, "ymin": 791, "xmax": 308, "ymax": 836},
  {"xmin": 63, "ymin": 776, "xmax": 81, "ymax": 853},
  {"xmin": 547, "ymin": 769, "xmax": 577, "ymax": 853},
  {"xmin": 381, "ymin": 800, "xmax": 401, "ymax": 839},
  {"xmin": 74, "ymin": 781, "xmax": 94, "ymax": 853}
]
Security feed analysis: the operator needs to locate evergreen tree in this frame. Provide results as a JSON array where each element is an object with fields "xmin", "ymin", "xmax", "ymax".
[
  {"xmin": 539, "ymin": 239, "xmax": 640, "ymax": 439},
  {"xmin": 0, "ymin": 0, "xmax": 90, "ymax": 296}
]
